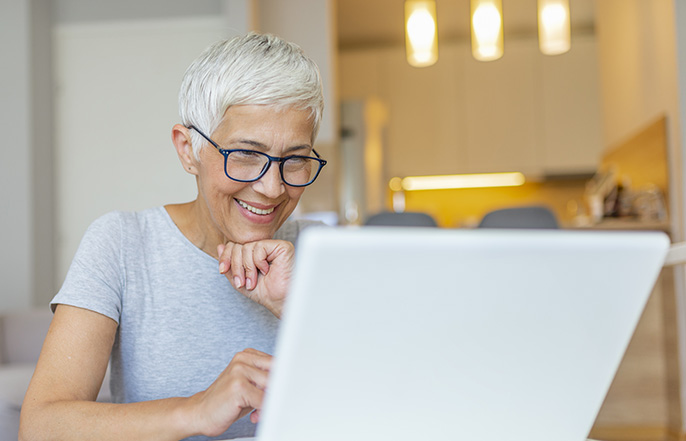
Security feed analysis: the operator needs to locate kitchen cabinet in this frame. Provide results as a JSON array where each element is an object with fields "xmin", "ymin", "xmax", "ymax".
[
  {"xmin": 340, "ymin": 46, "xmax": 469, "ymax": 177},
  {"xmin": 383, "ymin": 44, "xmax": 468, "ymax": 177},
  {"xmin": 339, "ymin": 34, "xmax": 604, "ymax": 179},
  {"xmin": 538, "ymin": 36, "xmax": 604, "ymax": 174},
  {"xmin": 463, "ymin": 39, "xmax": 540, "ymax": 175}
]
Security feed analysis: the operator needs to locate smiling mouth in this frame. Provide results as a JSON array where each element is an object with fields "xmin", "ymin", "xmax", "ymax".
[{"xmin": 237, "ymin": 199, "xmax": 276, "ymax": 215}]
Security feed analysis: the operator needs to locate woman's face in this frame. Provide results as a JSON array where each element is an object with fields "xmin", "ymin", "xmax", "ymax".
[{"xmin": 194, "ymin": 104, "xmax": 314, "ymax": 244}]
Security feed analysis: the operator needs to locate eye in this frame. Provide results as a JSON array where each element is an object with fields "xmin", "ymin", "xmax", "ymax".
[
  {"xmin": 227, "ymin": 150, "xmax": 267, "ymax": 167},
  {"xmin": 233, "ymin": 150, "xmax": 262, "ymax": 159}
]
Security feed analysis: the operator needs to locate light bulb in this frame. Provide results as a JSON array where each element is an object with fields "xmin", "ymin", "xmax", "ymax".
[
  {"xmin": 405, "ymin": 1, "xmax": 438, "ymax": 67},
  {"xmin": 471, "ymin": 0, "xmax": 504, "ymax": 61},
  {"xmin": 538, "ymin": 0, "xmax": 571, "ymax": 55}
]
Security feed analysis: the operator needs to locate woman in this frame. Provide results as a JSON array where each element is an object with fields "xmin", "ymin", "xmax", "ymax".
[{"xmin": 19, "ymin": 32, "xmax": 326, "ymax": 441}]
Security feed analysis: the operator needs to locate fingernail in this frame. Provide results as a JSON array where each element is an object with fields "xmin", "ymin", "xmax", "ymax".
[
  {"xmin": 233, "ymin": 276, "xmax": 242, "ymax": 288},
  {"xmin": 246, "ymin": 278, "xmax": 253, "ymax": 290},
  {"xmin": 219, "ymin": 262, "xmax": 227, "ymax": 273}
]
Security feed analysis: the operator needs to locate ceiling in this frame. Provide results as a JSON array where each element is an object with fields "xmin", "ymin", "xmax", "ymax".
[{"xmin": 336, "ymin": 0, "xmax": 596, "ymax": 49}]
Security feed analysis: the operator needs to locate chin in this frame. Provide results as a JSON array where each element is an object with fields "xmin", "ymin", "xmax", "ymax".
[
  {"xmin": 234, "ymin": 228, "xmax": 279, "ymax": 244},
  {"xmin": 228, "ymin": 214, "xmax": 290, "ymax": 244}
]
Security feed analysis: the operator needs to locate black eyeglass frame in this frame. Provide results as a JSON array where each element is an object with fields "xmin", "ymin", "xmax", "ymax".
[{"xmin": 188, "ymin": 125, "xmax": 327, "ymax": 187}]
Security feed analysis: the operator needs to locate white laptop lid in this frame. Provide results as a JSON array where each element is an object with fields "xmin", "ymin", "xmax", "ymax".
[{"xmin": 257, "ymin": 227, "xmax": 669, "ymax": 441}]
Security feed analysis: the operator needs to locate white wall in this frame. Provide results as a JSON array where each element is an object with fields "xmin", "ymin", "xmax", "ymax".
[
  {"xmin": 53, "ymin": 0, "xmax": 222, "ymax": 23},
  {"xmin": 0, "ymin": 0, "xmax": 54, "ymax": 312},
  {"xmin": 0, "ymin": 0, "xmax": 33, "ymax": 312},
  {"xmin": 53, "ymin": 17, "xmax": 230, "ymax": 282}
]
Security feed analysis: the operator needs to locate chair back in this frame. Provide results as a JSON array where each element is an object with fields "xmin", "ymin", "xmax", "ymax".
[
  {"xmin": 365, "ymin": 211, "xmax": 438, "ymax": 227},
  {"xmin": 478, "ymin": 205, "xmax": 559, "ymax": 229}
]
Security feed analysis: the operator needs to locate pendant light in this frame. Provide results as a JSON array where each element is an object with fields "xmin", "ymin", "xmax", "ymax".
[
  {"xmin": 405, "ymin": 0, "xmax": 438, "ymax": 67},
  {"xmin": 538, "ymin": 0, "xmax": 571, "ymax": 55},
  {"xmin": 470, "ymin": 0, "xmax": 504, "ymax": 61}
]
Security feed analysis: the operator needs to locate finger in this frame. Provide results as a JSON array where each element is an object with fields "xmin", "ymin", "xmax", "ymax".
[
  {"xmin": 229, "ymin": 245, "xmax": 246, "ymax": 289},
  {"xmin": 218, "ymin": 243, "xmax": 230, "ymax": 274},
  {"xmin": 242, "ymin": 362, "xmax": 270, "ymax": 390},
  {"xmin": 231, "ymin": 378, "xmax": 265, "ymax": 422},
  {"xmin": 253, "ymin": 244, "xmax": 272, "ymax": 276},
  {"xmin": 225, "ymin": 362, "xmax": 270, "ymax": 415},
  {"xmin": 237, "ymin": 348, "xmax": 273, "ymax": 372},
  {"xmin": 263, "ymin": 240, "xmax": 295, "ymax": 269},
  {"xmin": 242, "ymin": 245, "xmax": 260, "ymax": 291},
  {"xmin": 250, "ymin": 409, "xmax": 261, "ymax": 423}
]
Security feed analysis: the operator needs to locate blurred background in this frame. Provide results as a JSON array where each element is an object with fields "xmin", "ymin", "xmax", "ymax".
[{"xmin": 2, "ymin": 0, "xmax": 686, "ymax": 439}]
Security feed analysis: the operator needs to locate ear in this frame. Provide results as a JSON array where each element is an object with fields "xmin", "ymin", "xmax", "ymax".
[{"xmin": 172, "ymin": 124, "xmax": 199, "ymax": 175}]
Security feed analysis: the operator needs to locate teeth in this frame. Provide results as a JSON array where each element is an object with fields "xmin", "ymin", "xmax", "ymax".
[{"xmin": 238, "ymin": 200, "xmax": 275, "ymax": 215}]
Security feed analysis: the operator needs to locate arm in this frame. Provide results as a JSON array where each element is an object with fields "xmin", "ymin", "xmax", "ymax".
[
  {"xmin": 218, "ymin": 239, "xmax": 295, "ymax": 319},
  {"xmin": 19, "ymin": 305, "xmax": 271, "ymax": 441}
]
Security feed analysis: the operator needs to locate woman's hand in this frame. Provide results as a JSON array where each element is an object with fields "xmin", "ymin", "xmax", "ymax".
[
  {"xmin": 218, "ymin": 239, "xmax": 294, "ymax": 318},
  {"xmin": 190, "ymin": 348, "xmax": 272, "ymax": 437}
]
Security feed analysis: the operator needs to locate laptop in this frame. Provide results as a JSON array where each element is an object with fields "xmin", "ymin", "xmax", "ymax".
[{"xmin": 256, "ymin": 227, "xmax": 670, "ymax": 441}]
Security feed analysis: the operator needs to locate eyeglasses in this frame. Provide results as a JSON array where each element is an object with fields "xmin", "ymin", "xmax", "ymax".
[{"xmin": 188, "ymin": 125, "xmax": 327, "ymax": 187}]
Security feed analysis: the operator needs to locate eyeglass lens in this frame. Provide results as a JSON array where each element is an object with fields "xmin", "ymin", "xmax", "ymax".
[{"xmin": 225, "ymin": 151, "xmax": 320, "ymax": 186}]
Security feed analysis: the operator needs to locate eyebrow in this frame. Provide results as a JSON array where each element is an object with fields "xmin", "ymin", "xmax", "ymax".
[{"xmin": 234, "ymin": 139, "xmax": 313, "ymax": 155}]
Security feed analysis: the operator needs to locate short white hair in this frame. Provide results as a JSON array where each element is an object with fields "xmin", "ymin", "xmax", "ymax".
[{"xmin": 178, "ymin": 32, "xmax": 324, "ymax": 158}]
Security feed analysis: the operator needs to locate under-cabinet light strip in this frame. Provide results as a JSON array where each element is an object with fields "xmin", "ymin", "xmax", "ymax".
[{"xmin": 389, "ymin": 172, "xmax": 526, "ymax": 191}]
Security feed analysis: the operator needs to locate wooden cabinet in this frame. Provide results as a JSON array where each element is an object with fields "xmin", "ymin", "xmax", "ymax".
[{"xmin": 339, "ymin": 34, "xmax": 604, "ymax": 179}]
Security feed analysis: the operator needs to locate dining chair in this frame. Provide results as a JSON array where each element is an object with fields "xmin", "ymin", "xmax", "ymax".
[
  {"xmin": 364, "ymin": 211, "xmax": 438, "ymax": 227},
  {"xmin": 477, "ymin": 205, "xmax": 559, "ymax": 229}
]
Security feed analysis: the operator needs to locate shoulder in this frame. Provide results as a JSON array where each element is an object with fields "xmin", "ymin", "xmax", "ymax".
[
  {"xmin": 87, "ymin": 210, "xmax": 126, "ymax": 232},
  {"xmin": 77, "ymin": 211, "xmax": 126, "ymax": 253},
  {"xmin": 80, "ymin": 207, "xmax": 167, "ymax": 250},
  {"xmin": 87, "ymin": 207, "xmax": 164, "ymax": 233},
  {"xmin": 274, "ymin": 219, "xmax": 327, "ymax": 243}
]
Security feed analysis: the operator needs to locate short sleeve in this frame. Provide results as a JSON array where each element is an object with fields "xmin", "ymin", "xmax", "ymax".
[{"xmin": 50, "ymin": 212, "xmax": 125, "ymax": 323}]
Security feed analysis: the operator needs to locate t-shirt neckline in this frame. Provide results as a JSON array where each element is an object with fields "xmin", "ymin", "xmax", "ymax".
[{"xmin": 157, "ymin": 206, "xmax": 219, "ymax": 265}]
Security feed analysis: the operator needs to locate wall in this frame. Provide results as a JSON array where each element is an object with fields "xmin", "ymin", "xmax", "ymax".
[
  {"xmin": 53, "ymin": 0, "xmax": 222, "ymax": 23},
  {"xmin": 0, "ymin": 0, "xmax": 53, "ymax": 312},
  {"xmin": 53, "ymin": 17, "xmax": 229, "ymax": 283},
  {"xmin": 0, "ymin": 0, "xmax": 32, "ymax": 312}
]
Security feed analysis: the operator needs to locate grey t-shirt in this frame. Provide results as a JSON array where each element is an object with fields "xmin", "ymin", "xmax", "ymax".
[{"xmin": 51, "ymin": 206, "xmax": 319, "ymax": 440}]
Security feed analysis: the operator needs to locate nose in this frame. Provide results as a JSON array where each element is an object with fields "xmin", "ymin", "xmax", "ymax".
[{"xmin": 252, "ymin": 161, "xmax": 286, "ymax": 199}]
